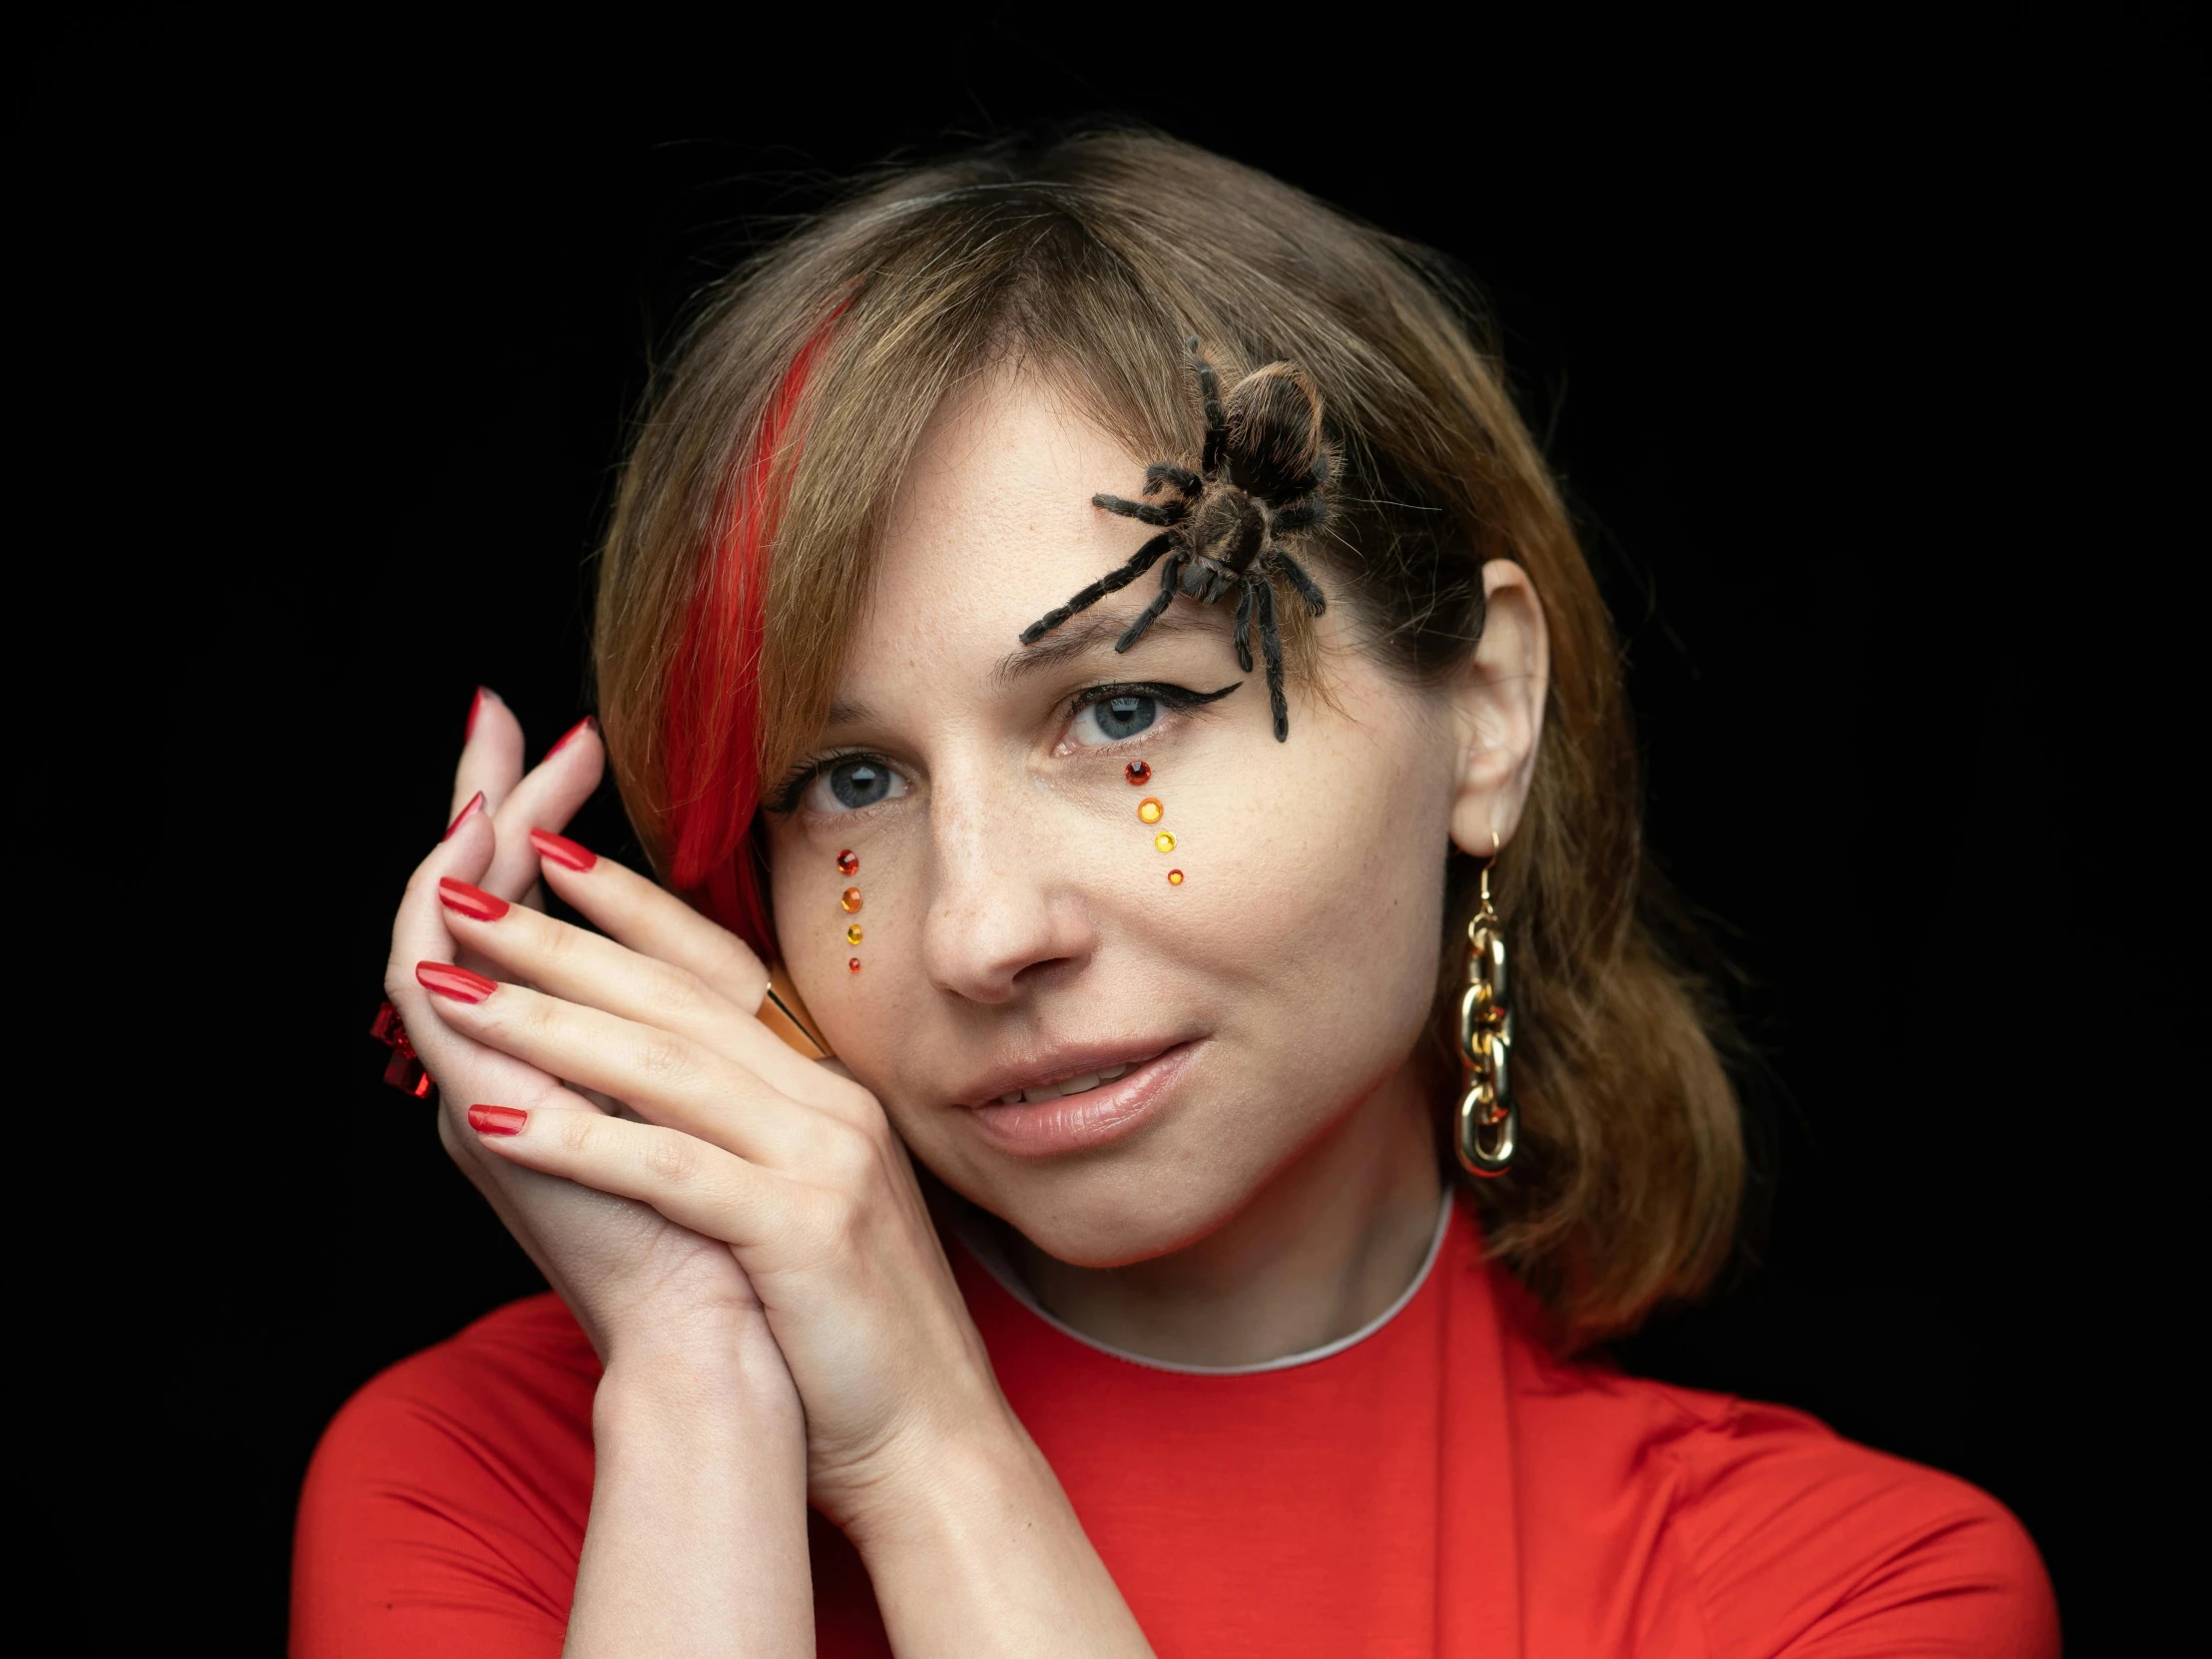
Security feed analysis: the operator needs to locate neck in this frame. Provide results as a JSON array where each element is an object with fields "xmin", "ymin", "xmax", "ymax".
[{"xmin": 999, "ymin": 1059, "xmax": 1445, "ymax": 1368}]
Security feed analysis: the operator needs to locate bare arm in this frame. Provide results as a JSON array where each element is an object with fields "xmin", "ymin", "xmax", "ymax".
[{"xmin": 568, "ymin": 1338, "xmax": 813, "ymax": 1659}]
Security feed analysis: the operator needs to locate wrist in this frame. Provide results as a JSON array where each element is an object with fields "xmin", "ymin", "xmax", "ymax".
[
  {"xmin": 596, "ymin": 1318, "xmax": 799, "ymax": 1433},
  {"xmin": 835, "ymin": 1403, "xmax": 1054, "ymax": 1555}
]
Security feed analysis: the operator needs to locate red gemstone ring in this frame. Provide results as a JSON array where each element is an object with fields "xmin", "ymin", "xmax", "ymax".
[{"xmin": 371, "ymin": 999, "xmax": 432, "ymax": 1098}]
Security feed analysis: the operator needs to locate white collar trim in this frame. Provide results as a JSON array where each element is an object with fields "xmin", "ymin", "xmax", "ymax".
[{"xmin": 952, "ymin": 1189, "xmax": 1456, "ymax": 1378}]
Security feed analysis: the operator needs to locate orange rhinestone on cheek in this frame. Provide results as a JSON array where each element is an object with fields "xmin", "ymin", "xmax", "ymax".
[
  {"xmin": 1137, "ymin": 798, "xmax": 1164, "ymax": 825},
  {"xmin": 848, "ymin": 957, "xmax": 861, "ymax": 973},
  {"xmin": 836, "ymin": 849, "xmax": 858, "ymax": 875},
  {"xmin": 1125, "ymin": 760, "xmax": 1151, "ymax": 786},
  {"xmin": 841, "ymin": 887, "xmax": 862, "ymax": 913},
  {"xmin": 1168, "ymin": 869, "xmax": 1184, "ymax": 885}
]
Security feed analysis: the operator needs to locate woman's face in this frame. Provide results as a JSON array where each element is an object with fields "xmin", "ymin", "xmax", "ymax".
[{"xmin": 765, "ymin": 371, "xmax": 1512, "ymax": 1267}]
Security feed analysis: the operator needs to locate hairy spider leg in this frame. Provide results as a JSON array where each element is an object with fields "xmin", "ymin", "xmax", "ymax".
[
  {"xmin": 1231, "ymin": 580, "xmax": 1256, "ymax": 672},
  {"xmin": 1093, "ymin": 491, "xmax": 1190, "ymax": 528},
  {"xmin": 1018, "ymin": 532, "xmax": 1176, "ymax": 645},
  {"xmin": 1143, "ymin": 462, "xmax": 1203, "ymax": 497},
  {"xmin": 1270, "ymin": 494, "xmax": 1328, "ymax": 534},
  {"xmin": 1116, "ymin": 550, "xmax": 1191, "ymax": 653},
  {"xmin": 1188, "ymin": 340, "xmax": 1228, "ymax": 478},
  {"xmin": 1265, "ymin": 546, "xmax": 1329, "ymax": 615},
  {"xmin": 1254, "ymin": 570, "xmax": 1290, "ymax": 741}
]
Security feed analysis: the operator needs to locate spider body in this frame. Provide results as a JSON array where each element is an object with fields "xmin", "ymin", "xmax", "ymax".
[{"xmin": 1019, "ymin": 340, "xmax": 1333, "ymax": 740}]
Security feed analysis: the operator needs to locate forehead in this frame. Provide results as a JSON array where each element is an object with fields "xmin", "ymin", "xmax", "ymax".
[{"xmin": 847, "ymin": 370, "xmax": 1159, "ymax": 689}]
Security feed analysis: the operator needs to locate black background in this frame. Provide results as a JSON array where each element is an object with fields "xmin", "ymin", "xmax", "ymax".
[{"xmin": 25, "ymin": 13, "xmax": 2192, "ymax": 1652}]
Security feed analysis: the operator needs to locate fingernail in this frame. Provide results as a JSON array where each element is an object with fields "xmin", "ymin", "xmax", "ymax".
[
  {"xmin": 547, "ymin": 716, "xmax": 598, "ymax": 758},
  {"xmin": 438, "ymin": 877, "xmax": 511, "ymax": 922},
  {"xmin": 529, "ymin": 829, "xmax": 598, "ymax": 872},
  {"xmin": 442, "ymin": 791, "xmax": 486, "ymax": 841},
  {"xmin": 467, "ymin": 1104, "xmax": 527, "ymax": 1136},
  {"xmin": 464, "ymin": 686, "xmax": 503, "ymax": 742},
  {"xmin": 416, "ymin": 961, "xmax": 497, "ymax": 1003}
]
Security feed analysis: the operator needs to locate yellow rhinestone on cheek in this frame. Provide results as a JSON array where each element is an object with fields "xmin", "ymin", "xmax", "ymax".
[
  {"xmin": 1154, "ymin": 830, "xmax": 1176, "ymax": 853},
  {"xmin": 1137, "ymin": 798, "xmax": 1164, "ymax": 825},
  {"xmin": 845, "ymin": 924, "xmax": 862, "ymax": 944}
]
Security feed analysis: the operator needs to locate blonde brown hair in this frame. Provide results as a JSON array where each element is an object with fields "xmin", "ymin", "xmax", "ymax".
[{"xmin": 594, "ymin": 128, "xmax": 1745, "ymax": 1344}]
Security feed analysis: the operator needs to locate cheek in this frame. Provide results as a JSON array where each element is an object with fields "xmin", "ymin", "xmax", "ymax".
[
  {"xmin": 768, "ymin": 826, "xmax": 928, "ymax": 1072},
  {"xmin": 1171, "ymin": 697, "xmax": 1454, "ymax": 1103}
]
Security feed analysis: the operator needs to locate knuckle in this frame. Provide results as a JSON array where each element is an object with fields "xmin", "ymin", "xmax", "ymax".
[
  {"xmin": 707, "ymin": 935, "xmax": 765, "ymax": 999},
  {"xmin": 535, "ymin": 917, "xmax": 579, "ymax": 966},
  {"xmin": 642, "ymin": 1131, "xmax": 699, "ymax": 1183},
  {"xmin": 558, "ymin": 1112, "xmax": 602, "ymax": 1158},
  {"xmin": 644, "ymin": 965, "xmax": 705, "ymax": 1021},
  {"xmin": 821, "ymin": 1117, "xmax": 879, "ymax": 1185},
  {"xmin": 636, "ymin": 1030, "xmax": 697, "ymax": 1084}
]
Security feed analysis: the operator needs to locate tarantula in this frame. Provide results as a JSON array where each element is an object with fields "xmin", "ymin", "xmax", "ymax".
[{"xmin": 1019, "ymin": 338, "xmax": 1332, "ymax": 740}]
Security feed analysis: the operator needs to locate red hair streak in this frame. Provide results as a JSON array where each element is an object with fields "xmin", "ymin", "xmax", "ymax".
[{"xmin": 662, "ymin": 319, "xmax": 839, "ymax": 956}]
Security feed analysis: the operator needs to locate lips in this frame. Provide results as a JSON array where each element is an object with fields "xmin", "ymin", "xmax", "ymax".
[
  {"xmin": 956, "ymin": 1041, "xmax": 1182, "ymax": 1111},
  {"xmin": 958, "ymin": 1040, "xmax": 1202, "ymax": 1157}
]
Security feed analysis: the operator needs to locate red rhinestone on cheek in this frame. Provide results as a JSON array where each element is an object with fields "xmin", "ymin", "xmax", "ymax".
[
  {"xmin": 848, "ymin": 957, "xmax": 861, "ymax": 973},
  {"xmin": 1125, "ymin": 761, "xmax": 1151, "ymax": 786},
  {"xmin": 836, "ymin": 849, "xmax": 858, "ymax": 875}
]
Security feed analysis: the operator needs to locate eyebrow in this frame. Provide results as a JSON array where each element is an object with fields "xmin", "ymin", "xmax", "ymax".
[{"xmin": 989, "ymin": 605, "xmax": 1225, "ymax": 688}]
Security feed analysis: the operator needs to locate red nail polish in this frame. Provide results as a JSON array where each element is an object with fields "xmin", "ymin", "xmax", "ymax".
[
  {"xmin": 438, "ymin": 877, "xmax": 511, "ymax": 922},
  {"xmin": 465, "ymin": 686, "xmax": 502, "ymax": 742},
  {"xmin": 529, "ymin": 829, "xmax": 598, "ymax": 871},
  {"xmin": 442, "ymin": 791, "xmax": 486, "ymax": 841},
  {"xmin": 416, "ymin": 961, "xmax": 497, "ymax": 1003},
  {"xmin": 547, "ymin": 716, "xmax": 598, "ymax": 758},
  {"xmin": 467, "ymin": 1104, "xmax": 527, "ymax": 1136}
]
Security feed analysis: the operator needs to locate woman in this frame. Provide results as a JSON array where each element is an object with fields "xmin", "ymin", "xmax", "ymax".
[{"xmin": 293, "ymin": 130, "xmax": 2056, "ymax": 1655}]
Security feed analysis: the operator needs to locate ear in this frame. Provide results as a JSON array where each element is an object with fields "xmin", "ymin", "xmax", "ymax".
[{"xmin": 1445, "ymin": 559, "xmax": 1550, "ymax": 856}]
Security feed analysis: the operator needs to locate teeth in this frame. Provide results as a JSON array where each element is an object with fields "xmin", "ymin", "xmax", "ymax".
[{"xmin": 997, "ymin": 1062, "xmax": 1136, "ymax": 1106}]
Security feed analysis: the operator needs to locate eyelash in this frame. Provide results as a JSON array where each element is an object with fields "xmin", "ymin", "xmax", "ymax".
[{"xmin": 765, "ymin": 680, "xmax": 1240, "ymax": 814}]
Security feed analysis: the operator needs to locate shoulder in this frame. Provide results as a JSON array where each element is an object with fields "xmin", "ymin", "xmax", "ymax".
[
  {"xmin": 1507, "ymin": 1338, "xmax": 2057, "ymax": 1657},
  {"xmin": 291, "ymin": 1294, "xmax": 599, "ymax": 1658}
]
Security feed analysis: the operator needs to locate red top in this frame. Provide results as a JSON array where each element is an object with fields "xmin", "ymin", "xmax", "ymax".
[{"xmin": 291, "ymin": 1196, "xmax": 2056, "ymax": 1656}]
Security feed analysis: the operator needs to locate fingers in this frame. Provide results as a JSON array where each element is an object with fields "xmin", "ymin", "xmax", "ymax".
[
  {"xmin": 437, "ymin": 879, "xmax": 838, "ymax": 1104},
  {"xmin": 530, "ymin": 831, "xmax": 771, "ymax": 1015},
  {"xmin": 383, "ymin": 810, "xmax": 607, "ymax": 1145},
  {"xmin": 452, "ymin": 687, "xmax": 525, "ymax": 824},
  {"xmin": 483, "ymin": 717, "xmax": 604, "ymax": 903},
  {"xmin": 465, "ymin": 1104, "xmax": 815, "ymax": 1259},
  {"xmin": 416, "ymin": 971, "xmax": 851, "ymax": 1173}
]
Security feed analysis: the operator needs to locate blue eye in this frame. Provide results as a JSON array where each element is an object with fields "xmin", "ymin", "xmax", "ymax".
[
  {"xmin": 1071, "ymin": 694, "xmax": 1159, "ymax": 746},
  {"xmin": 804, "ymin": 758, "xmax": 909, "ymax": 814}
]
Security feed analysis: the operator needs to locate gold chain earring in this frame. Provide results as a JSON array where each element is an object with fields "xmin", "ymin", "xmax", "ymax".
[{"xmin": 1456, "ymin": 831, "xmax": 1517, "ymax": 1177}]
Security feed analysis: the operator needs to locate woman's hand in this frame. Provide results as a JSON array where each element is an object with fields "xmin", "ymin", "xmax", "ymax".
[
  {"xmin": 434, "ymin": 842, "xmax": 1155, "ymax": 1656},
  {"xmin": 421, "ymin": 824, "xmax": 1017, "ymax": 1537},
  {"xmin": 383, "ymin": 695, "xmax": 814, "ymax": 1656},
  {"xmin": 383, "ymin": 699, "xmax": 777, "ymax": 1375}
]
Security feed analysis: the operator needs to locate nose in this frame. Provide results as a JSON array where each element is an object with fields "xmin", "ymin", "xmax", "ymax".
[{"xmin": 921, "ymin": 774, "xmax": 1097, "ymax": 1006}]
